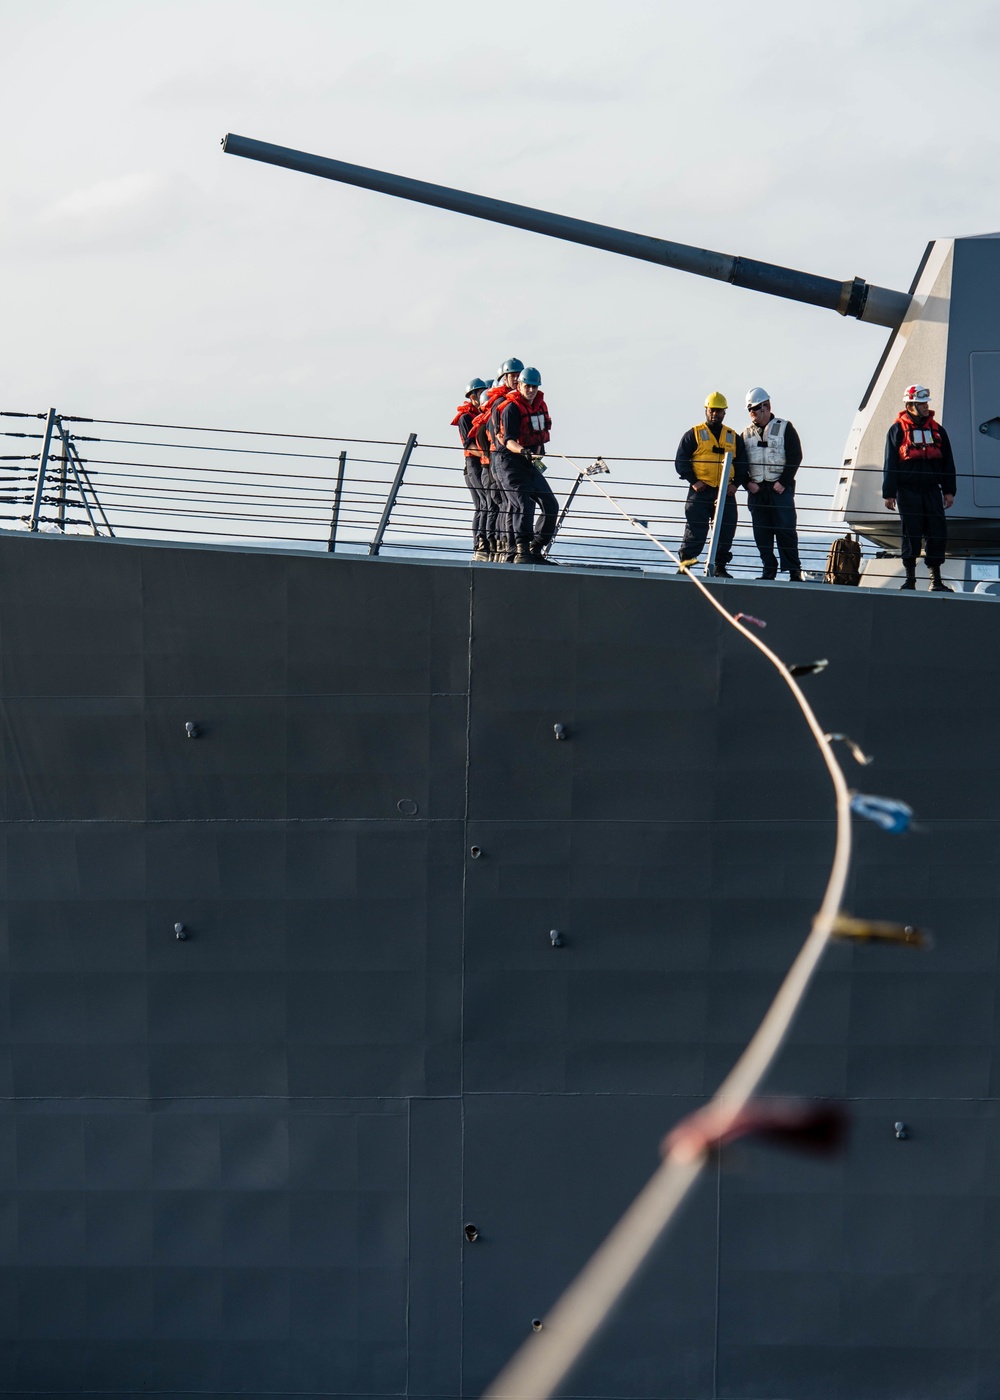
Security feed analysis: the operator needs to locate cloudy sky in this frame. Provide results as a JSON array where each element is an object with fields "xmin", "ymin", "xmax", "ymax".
[{"xmin": 3, "ymin": 0, "xmax": 999, "ymax": 473}]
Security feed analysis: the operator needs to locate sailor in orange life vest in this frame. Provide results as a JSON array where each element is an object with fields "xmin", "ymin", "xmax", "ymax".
[
  {"xmin": 882, "ymin": 384, "xmax": 957, "ymax": 592},
  {"xmin": 452, "ymin": 378, "xmax": 490, "ymax": 560},
  {"xmin": 483, "ymin": 359, "xmax": 525, "ymax": 561},
  {"xmin": 493, "ymin": 367, "xmax": 558, "ymax": 564},
  {"xmin": 674, "ymin": 392, "xmax": 749, "ymax": 577},
  {"xmin": 471, "ymin": 385, "xmax": 504, "ymax": 561}
]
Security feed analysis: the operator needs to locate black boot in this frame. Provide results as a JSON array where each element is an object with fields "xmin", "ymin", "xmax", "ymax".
[
  {"xmin": 530, "ymin": 543, "xmax": 557, "ymax": 566},
  {"xmin": 513, "ymin": 545, "xmax": 533, "ymax": 564},
  {"xmin": 713, "ymin": 564, "xmax": 733, "ymax": 579},
  {"xmin": 929, "ymin": 565, "xmax": 953, "ymax": 593},
  {"xmin": 900, "ymin": 561, "xmax": 916, "ymax": 591},
  {"xmin": 473, "ymin": 537, "xmax": 489, "ymax": 562},
  {"xmin": 787, "ymin": 571, "xmax": 803, "ymax": 582}
]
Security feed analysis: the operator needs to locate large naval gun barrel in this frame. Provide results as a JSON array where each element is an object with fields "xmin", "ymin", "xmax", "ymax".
[{"xmin": 222, "ymin": 132, "xmax": 911, "ymax": 330}]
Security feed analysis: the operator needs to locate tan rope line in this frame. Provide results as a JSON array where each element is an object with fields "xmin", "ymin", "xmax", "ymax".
[{"xmin": 481, "ymin": 456, "xmax": 853, "ymax": 1400}]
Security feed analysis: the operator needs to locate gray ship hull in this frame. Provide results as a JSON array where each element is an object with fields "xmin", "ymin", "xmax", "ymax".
[{"xmin": 0, "ymin": 532, "xmax": 995, "ymax": 1399}]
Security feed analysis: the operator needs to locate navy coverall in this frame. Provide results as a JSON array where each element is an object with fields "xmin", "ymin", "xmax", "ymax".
[
  {"xmin": 674, "ymin": 425, "xmax": 750, "ymax": 565},
  {"xmin": 745, "ymin": 420, "xmax": 803, "ymax": 577},
  {"xmin": 882, "ymin": 419, "xmax": 957, "ymax": 567},
  {"xmin": 493, "ymin": 400, "xmax": 558, "ymax": 554},
  {"xmin": 456, "ymin": 407, "xmax": 489, "ymax": 543}
]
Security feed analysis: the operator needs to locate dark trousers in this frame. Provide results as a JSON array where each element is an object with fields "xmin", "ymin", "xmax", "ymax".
[
  {"xmin": 680, "ymin": 485, "xmax": 737, "ymax": 564},
  {"xmin": 481, "ymin": 465, "xmax": 502, "ymax": 541},
  {"xmin": 494, "ymin": 453, "xmax": 558, "ymax": 548},
  {"xmin": 897, "ymin": 487, "xmax": 947, "ymax": 566},
  {"xmin": 530, "ymin": 464, "xmax": 558, "ymax": 547},
  {"xmin": 491, "ymin": 452, "xmax": 512, "ymax": 547},
  {"xmin": 747, "ymin": 483, "xmax": 801, "ymax": 575},
  {"xmin": 464, "ymin": 460, "xmax": 487, "ymax": 540}
]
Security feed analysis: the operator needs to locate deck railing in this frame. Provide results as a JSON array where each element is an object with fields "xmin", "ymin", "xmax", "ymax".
[{"xmin": 0, "ymin": 407, "xmax": 884, "ymax": 578}]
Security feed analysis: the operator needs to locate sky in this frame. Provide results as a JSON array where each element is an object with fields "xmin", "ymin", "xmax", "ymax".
[{"xmin": 3, "ymin": 0, "xmax": 1000, "ymax": 475}]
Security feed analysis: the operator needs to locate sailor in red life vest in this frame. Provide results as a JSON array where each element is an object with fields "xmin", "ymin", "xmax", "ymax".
[
  {"xmin": 463, "ymin": 362, "xmax": 520, "ymax": 563},
  {"xmin": 469, "ymin": 368, "xmax": 515, "ymax": 562},
  {"xmin": 882, "ymin": 384, "xmax": 957, "ymax": 592},
  {"xmin": 452, "ymin": 378, "xmax": 490, "ymax": 560},
  {"xmin": 490, "ymin": 364, "xmax": 552, "ymax": 479},
  {"xmin": 483, "ymin": 359, "xmax": 525, "ymax": 561},
  {"xmin": 493, "ymin": 366, "xmax": 558, "ymax": 564},
  {"xmin": 467, "ymin": 385, "xmax": 503, "ymax": 560}
]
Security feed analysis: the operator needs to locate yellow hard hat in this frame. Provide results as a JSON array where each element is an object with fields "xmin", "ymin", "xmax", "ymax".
[{"xmin": 705, "ymin": 391, "xmax": 728, "ymax": 410}]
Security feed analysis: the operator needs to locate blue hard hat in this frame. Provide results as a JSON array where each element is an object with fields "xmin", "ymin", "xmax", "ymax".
[
  {"xmin": 501, "ymin": 358, "xmax": 524, "ymax": 375},
  {"xmin": 518, "ymin": 366, "xmax": 542, "ymax": 386},
  {"xmin": 465, "ymin": 378, "xmax": 487, "ymax": 395}
]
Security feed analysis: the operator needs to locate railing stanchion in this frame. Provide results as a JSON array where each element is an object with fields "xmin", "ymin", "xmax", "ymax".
[
  {"xmin": 56, "ymin": 428, "xmax": 67, "ymax": 533},
  {"xmin": 27, "ymin": 407, "xmax": 57, "ymax": 532},
  {"xmin": 369, "ymin": 433, "xmax": 417, "ymax": 556},
  {"xmin": 547, "ymin": 468, "xmax": 587, "ymax": 554},
  {"xmin": 328, "ymin": 450, "xmax": 347, "ymax": 552},
  {"xmin": 62, "ymin": 425, "xmax": 114, "ymax": 537},
  {"xmin": 704, "ymin": 451, "xmax": 733, "ymax": 578}
]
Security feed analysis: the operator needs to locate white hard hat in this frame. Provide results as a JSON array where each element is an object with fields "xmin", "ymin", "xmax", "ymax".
[
  {"xmin": 903, "ymin": 384, "xmax": 931, "ymax": 403},
  {"xmin": 746, "ymin": 387, "xmax": 770, "ymax": 409}
]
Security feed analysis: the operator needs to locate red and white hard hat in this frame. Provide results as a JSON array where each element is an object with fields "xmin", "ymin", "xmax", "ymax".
[{"xmin": 903, "ymin": 384, "xmax": 931, "ymax": 403}]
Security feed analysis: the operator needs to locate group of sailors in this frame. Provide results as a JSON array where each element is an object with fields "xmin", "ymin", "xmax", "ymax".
[
  {"xmin": 452, "ymin": 358, "xmax": 557, "ymax": 564},
  {"xmin": 452, "ymin": 369, "xmax": 958, "ymax": 589}
]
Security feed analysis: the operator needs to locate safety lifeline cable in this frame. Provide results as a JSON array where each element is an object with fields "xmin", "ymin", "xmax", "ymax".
[{"xmin": 481, "ymin": 455, "xmax": 854, "ymax": 1400}]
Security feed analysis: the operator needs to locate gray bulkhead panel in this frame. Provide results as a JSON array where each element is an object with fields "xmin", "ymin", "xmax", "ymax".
[
  {"xmin": 0, "ymin": 535, "xmax": 997, "ymax": 1398},
  {"xmin": 841, "ymin": 232, "xmax": 1000, "ymax": 550},
  {"xmin": 943, "ymin": 236, "xmax": 1000, "ymax": 524},
  {"xmin": 971, "ymin": 351, "xmax": 1000, "ymax": 507}
]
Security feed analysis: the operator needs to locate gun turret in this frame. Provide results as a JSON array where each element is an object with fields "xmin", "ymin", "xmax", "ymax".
[{"xmin": 221, "ymin": 133, "xmax": 911, "ymax": 330}]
